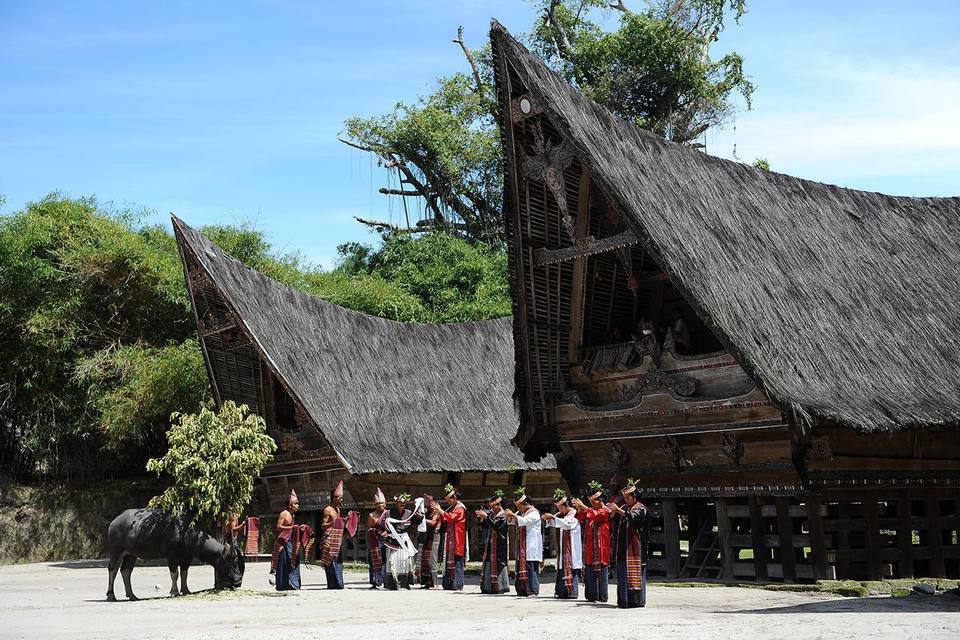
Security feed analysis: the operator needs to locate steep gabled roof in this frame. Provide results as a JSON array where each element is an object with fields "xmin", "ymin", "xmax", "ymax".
[
  {"xmin": 173, "ymin": 216, "xmax": 554, "ymax": 473},
  {"xmin": 491, "ymin": 21, "xmax": 960, "ymax": 433}
]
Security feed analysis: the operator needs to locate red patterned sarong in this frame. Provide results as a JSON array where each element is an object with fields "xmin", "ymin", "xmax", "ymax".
[
  {"xmin": 626, "ymin": 504, "xmax": 645, "ymax": 591},
  {"xmin": 270, "ymin": 527, "xmax": 292, "ymax": 574},
  {"xmin": 515, "ymin": 525, "xmax": 528, "ymax": 593},
  {"xmin": 561, "ymin": 527, "xmax": 574, "ymax": 591},
  {"xmin": 368, "ymin": 526, "xmax": 383, "ymax": 575},
  {"xmin": 320, "ymin": 517, "xmax": 344, "ymax": 567}
]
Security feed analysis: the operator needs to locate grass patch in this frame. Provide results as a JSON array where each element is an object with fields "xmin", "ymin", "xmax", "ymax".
[{"xmin": 179, "ymin": 588, "xmax": 290, "ymax": 601}]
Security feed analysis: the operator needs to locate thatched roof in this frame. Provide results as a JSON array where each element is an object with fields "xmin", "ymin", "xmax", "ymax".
[
  {"xmin": 173, "ymin": 216, "xmax": 554, "ymax": 473},
  {"xmin": 491, "ymin": 21, "xmax": 960, "ymax": 433}
]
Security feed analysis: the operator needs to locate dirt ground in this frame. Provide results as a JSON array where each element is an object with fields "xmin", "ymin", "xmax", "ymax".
[{"xmin": 1, "ymin": 561, "xmax": 959, "ymax": 640}]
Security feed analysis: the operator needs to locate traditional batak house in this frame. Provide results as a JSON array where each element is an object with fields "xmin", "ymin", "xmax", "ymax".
[
  {"xmin": 490, "ymin": 21, "xmax": 959, "ymax": 582},
  {"xmin": 172, "ymin": 217, "xmax": 560, "ymax": 560}
]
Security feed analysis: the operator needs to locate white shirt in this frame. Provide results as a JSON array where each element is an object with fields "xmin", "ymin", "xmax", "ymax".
[
  {"xmin": 514, "ymin": 507, "xmax": 543, "ymax": 562},
  {"xmin": 547, "ymin": 508, "xmax": 583, "ymax": 569}
]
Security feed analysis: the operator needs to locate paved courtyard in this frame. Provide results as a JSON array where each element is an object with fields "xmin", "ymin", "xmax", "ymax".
[{"xmin": 1, "ymin": 561, "xmax": 959, "ymax": 640}]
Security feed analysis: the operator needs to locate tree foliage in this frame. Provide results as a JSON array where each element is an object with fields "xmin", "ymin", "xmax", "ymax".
[
  {"xmin": 533, "ymin": 0, "xmax": 754, "ymax": 145},
  {"xmin": 147, "ymin": 401, "xmax": 276, "ymax": 526},
  {"xmin": 336, "ymin": 231, "xmax": 511, "ymax": 322},
  {"xmin": 341, "ymin": 1, "xmax": 753, "ymax": 241}
]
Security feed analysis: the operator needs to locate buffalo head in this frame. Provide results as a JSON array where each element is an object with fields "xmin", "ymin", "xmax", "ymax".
[{"xmin": 214, "ymin": 543, "xmax": 245, "ymax": 590}]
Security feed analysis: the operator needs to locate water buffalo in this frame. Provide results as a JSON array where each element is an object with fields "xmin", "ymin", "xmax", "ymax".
[{"xmin": 106, "ymin": 508, "xmax": 245, "ymax": 601}]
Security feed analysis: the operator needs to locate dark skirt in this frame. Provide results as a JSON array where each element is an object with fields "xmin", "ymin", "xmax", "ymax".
[
  {"xmin": 584, "ymin": 564, "xmax": 609, "ymax": 602},
  {"xmin": 442, "ymin": 555, "xmax": 465, "ymax": 590},
  {"xmin": 554, "ymin": 567, "xmax": 580, "ymax": 599},
  {"xmin": 275, "ymin": 539, "xmax": 301, "ymax": 591},
  {"xmin": 368, "ymin": 541, "xmax": 386, "ymax": 587},
  {"xmin": 480, "ymin": 557, "xmax": 509, "ymax": 594},
  {"xmin": 514, "ymin": 560, "xmax": 540, "ymax": 597}
]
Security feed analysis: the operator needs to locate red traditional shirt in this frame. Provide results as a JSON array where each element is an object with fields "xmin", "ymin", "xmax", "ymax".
[
  {"xmin": 441, "ymin": 503, "xmax": 467, "ymax": 557},
  {"xmin": 578, "ymin": 507, "xmax": 611, "ymax": 565}
]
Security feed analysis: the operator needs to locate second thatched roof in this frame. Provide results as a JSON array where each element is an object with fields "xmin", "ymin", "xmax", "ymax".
[{"xmin": 174, "ymin": 216, "xmax": 553, "ymax": 474}]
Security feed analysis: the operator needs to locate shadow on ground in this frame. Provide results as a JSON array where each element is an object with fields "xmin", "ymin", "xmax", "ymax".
[{"xmin": 730, "ymin": 593, "xmax": 960, "ymax": 614}]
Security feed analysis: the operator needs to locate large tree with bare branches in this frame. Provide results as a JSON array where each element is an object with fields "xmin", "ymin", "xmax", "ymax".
[{"xmin": 340, "ymin": 1, "xmax": 753, "ymax": 242}]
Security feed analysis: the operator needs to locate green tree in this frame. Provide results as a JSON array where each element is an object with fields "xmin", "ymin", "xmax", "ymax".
[
  {"xmin": 341, "ymin": 2, "xmax": 753, "ymax": 241},
  {"xmin": 342, "ymin": 27, "xmax": 501, "ymax": 244},
  {"xmin": 366, "ymin": 231, "xmax": 511, "ymax": 322},
  {"xmin": 534, "ymin": 0, "xmax": 754, "ymax": 145},
  {"xmin": 147, "ymin": 401, "xmax": 276, "ymax": 526},
  {"xmin": 752, "ymin": 157, "xmax": 770, "ymax": 171}
]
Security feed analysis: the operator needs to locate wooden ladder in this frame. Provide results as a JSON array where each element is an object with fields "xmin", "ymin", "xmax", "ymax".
[{"xmin": 681, "ymin": 518, "xmax": 723, "ymax": 579}]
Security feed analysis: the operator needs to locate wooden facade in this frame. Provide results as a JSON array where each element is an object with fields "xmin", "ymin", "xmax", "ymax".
[
  {"xmin": 491, "ymin": 22, "xmax": 960, "ymax": 581},
  {"xmin": 173, "ymin": 216, "xmax": 561, "ymax": 558}
]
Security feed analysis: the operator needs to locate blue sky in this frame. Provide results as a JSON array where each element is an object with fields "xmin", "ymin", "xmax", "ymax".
[{"xmin": 2, "ymin": 1, "xmax": 958, "ymax": 268}]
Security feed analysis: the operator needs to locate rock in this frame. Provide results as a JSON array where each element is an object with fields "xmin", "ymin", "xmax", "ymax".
[{"xmin": 913, "ymin": 583, "xmax": 936, "ymax": 595}]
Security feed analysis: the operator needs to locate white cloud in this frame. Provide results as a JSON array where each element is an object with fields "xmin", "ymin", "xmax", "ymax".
[{"xmin": 706, "ymin": 53, "xmax": 960, "ymax": 194}]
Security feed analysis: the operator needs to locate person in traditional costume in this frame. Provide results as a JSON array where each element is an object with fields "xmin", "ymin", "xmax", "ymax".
[
  {"xmin": 476, "ymin": 489, "xmax": 509, "ymax": 594},
  {"xmin": 503, "ymin": 486, "xmax": 542, "ymax": 597},
  {"xmin": 320, "ymin": 481, "xmax": 350, "ymax": 589},
  {"xmin": 572, "ymin": 480, "xmax": 611, "ymax": 603},
  {"xmin": 607, "ymin": 478, "xmax": 650, "ymax": 608},
  {"xmin": 543, "ymin": 488, "xmax": 582, "ymax": 599},
  {"xmin": 418, "ymin": 494, "xmax": 440, "ymax": 589},
  {"xmin": 434, "ymin": 483, "xmax": 467, "ymax": 591},
  {"xmin": 271, "ymin": 489, "xmax": 302, "ymax": 590},
  {"xmin": 383, "ymin": 493, "xmax": 419, "ymax": 590},
  {"xmin": 367, "ymin": 487, "xmax": 388, "ymax": 589}
]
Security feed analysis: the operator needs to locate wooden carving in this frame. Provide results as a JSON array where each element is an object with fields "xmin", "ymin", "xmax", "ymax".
[
  {"xmin": 720, "ymin": 431, "xmax": 744, "ymax": 464},
  {"xmin": 520, "ymin": 121, "xmax": 577, "ymax": 243},
  {"xmin": 661, "ymin": 436, "xmax": 689, "ymax": 469},
  {"xmin": 810, "ymin": 436, "xmax": 832, "ymax": 460},
  {"xmin": 609, "ymin": 441, "xmax": 629, "ymax": 469}
]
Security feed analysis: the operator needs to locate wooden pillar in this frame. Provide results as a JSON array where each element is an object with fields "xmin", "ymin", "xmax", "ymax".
[
  {"xmin": 896, "ymin": 490, "xmax": 914, "ymax": 578},
  {"xmin": 928, "ymin": 491, "xmax": 946, "ymax": 579},
  {"xmin": 749, "ymin": 497, "xmax": 768, "ymax": 582},
  {"xmin": 716, "ymin": 498, "xmax": 735, "ymax": 582},
  {"xmin": 864, "ymin": 493, "xmax": 882, "ymax": 581},
  {"xmin": 836, "ymin": 501, "xmax": 851, "ymax": 579},
  {"xmin": 806, "ymin": 496, "xmax": 828, "ymax": 581},
  {"xmin": 662, "ymin": 498, "xmax": 681, "ymax": 579},
  {"xmin": 775, "ymin": 497, "xmax": 796, "ymax": 582}
]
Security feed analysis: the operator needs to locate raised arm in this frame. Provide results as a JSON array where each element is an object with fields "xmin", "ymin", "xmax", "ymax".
[
  {"xmin": 552, "ymin": 510, "xmax": 579, "ymax": 531},
  {"xmin": 514, "ymin": 508, "xmax": 541, "ymax": 527},
  {"xmin": 441, "ymin": 505, "xmax": 466, "ymax": 524}
]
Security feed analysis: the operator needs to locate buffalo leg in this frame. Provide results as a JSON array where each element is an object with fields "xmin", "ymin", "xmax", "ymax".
[
  {"xmin": 120, "ymin": 555, "xmax": 138, "ymax": 601},
  {"xmin": 106, "ymin": 552, "xmax": 121, "ymax": 601},
  {"xmin": 168, "ymin": 562, "xmax": 180, "ymax": 597},
  {"xmin": 179, "ymin": 564, "xmax": 190, "ymax": 595}
]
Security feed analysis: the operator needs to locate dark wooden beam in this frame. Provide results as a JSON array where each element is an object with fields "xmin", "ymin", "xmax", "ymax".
[
  {"xmin": 566, "ymin": 169, "xmax": 592, "ymax": 362},
  {"xmin": 662, "ymin": 498, "xmax": 681, "ymax": 579},
  {"xmin": 927, "ymin": 490, "xmax": 946, "ymax": 578},
  {"xmin": 806, "ymin": 496, "xmax": 828, "ymax": 580},
  {"xmin": 836, "ymin": 501, "xmax": 851, "ymax": 579},
  {"xmin": 864, "ymin": 492, "xmax": 882, "ymax": 581},
  {"xmin": 897, "ymin": 489, "xmax": 914, "ymax": 578},
  {"xmin": 716, "ymin": 498, "xmax": 735, "ymax": 581},
  {"xmin": 776, "ymin": 497, "xmax": 797, "ymax": 582},
  {"xmin": 749, "ymin": 497, "xmax": 769, "ymax": 581}
]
